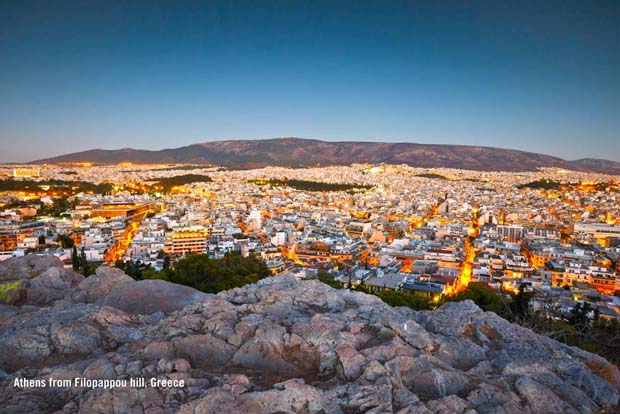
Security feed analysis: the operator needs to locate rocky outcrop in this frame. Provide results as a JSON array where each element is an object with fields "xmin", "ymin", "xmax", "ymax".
[
  {"xmin": 102, "ymin": 279, "xmax": 210, "ymax": 315},
  {"xmin": 0, "ymin": 254, "xmax": 65, "ymax": 282},
  {"xmin": 0, "ymin": 268, "xmax": 618, "ymax": 414},
  {"xmin": 0, "ymin": 256, "xmax": 207, "ymax": 315},
  {"xmin": 70, "ymin": 266, "xmax": 133, "ymax": 305},
  {"xmin": 0, "ymin": 255, "xmax": 84, "ymax": 306}
]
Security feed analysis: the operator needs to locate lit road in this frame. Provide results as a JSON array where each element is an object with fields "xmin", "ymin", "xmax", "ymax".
[
  {"xmin": 105, "ymin": 212, "xmax": 150, "ymax": 263},
  {"xmin": 445, "ymin": 205, "xmax": 479, "ymax": 296}
]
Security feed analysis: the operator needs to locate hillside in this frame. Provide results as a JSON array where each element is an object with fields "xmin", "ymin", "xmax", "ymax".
[
  {"xmin": 1, "ymin": 255, "xmax": 619, "ymax": 414},
  {"xmin": 570, "ymin": 158, "xmax": 620, "ymax": 175},
  {"xmin": 32, "ymin": 137, "xmax": 620, "ymax": 174}
]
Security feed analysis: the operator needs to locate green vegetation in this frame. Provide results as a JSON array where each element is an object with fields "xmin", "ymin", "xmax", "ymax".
[
  {"xmin": 0, "ymin": 280, "xmax": 23, "ymax": 304},
  {"xmin": 378, "ymin": 290, "xmax": 434, "ymax": 310},
  {"xmin": 122, "ymin": 251, "xmax": 270, "ymax": 293},
  {"xmin": 517, "ymin": 179, "xmax": 614, "ymax": 192},
  {"xmin": 37, "ymin": 198, "xmax": 79, "ymax": 217},
  {"xmin": 415, "ymin": 173, "xmax": 480, "ymax": 183},
  {"xmin": 442, "ymin": 282, "xmax": 507, "ymax": 314},
  {"xmin": 249, "ymin": 179, "xmax": 372, "ymax": 192},
  {"xmin": 416, "ymin": 173, "xmax": 449, "ymax": 180},
  {"xmin": 56, "ymin": 234, "xmax": 74, "ymax": 249},
  {"xmin": 316, "ymin": 271, "xmax": 343, "ymax": 289},
  {"xmin": 82, "ymin": 263, "xmax": 99, "ymax": 276},
  {"xmin": 71, "ymin": 246, "xmax": 97, "ymax": 276},
  {"xmin": 517, "ymin": 179, "xmax": 566, "ymax": 190},
  {"xmin": 0, "ymin": 197, "xmax": 78, "ymax": 217},
  {"xmin": 152, "ymin": 174, "xmax": 212, "ymax": 191},
  {"xmin": 150, "ymin": 165, "xmax": 211, "ymax": 172},
  {"xmin": 0, "ymin": 179, "xmax": 114, "ymax": 195},
  {"xmin": 0, "ymin": 199, "xmax": 32, "ymax": 212},
  {"xmin": 72, "ymin": 247, "xmax": 80, "ymax": 271},
  {"xmin": 0, "ymin": 175, "xmax": 211, "ymax": 198}
]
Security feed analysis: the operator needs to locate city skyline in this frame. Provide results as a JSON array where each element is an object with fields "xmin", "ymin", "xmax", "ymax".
[{"xmin": 1, "ymin": 0, "xmax": 618, "ymax": 163}]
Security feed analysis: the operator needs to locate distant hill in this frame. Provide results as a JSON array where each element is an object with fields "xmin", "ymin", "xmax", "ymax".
[
  {"xmin": 569, "ymin": 158, "xmax": 620, "ymax": 175},
  {"xmin": 32, "ymin": 137, "xmax": 620, "ymax": 174}
]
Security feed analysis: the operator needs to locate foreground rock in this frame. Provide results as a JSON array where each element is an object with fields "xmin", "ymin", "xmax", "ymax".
[
  {"xmin": 0, "ymin": 270, "xmax": 618, "ymax": 414},
  {"xmin": 70, "ymin": 266, "xmax": 134, "ymax": 305},
  {"xmin": 0, "ymin": 255, "xmax": 84, "ymax": 306},
  {"xmin": 103, "ymin": 279, "xmax": 210, "ymax": 315},
  {"xmin": 0, "ymin": 254, "xmax": 65, "ymax": 282},
  {"xmin": 0, "ymin": 256, "xmax": 208, "ymax": 316}
]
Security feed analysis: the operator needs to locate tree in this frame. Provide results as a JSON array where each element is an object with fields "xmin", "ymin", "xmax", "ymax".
[
  {"xmin": 378, "ymin": 290, "xmax": 433, "ymax": 310},
  {"xmin": 316, "ymin": 272, "xmax": 342, "ymax": 289},
  {"xmin": 143, "ymin": 266, "xmax": 171, "ymax": 281},
  {"xmin": 82, "ymin": 263, "xmax": 97, "ymax": 277},
  {"xmin": 72, "ymin": 246, "xmax": 79, "ymax": 271},
  {"xmin": 38, "ymin": 235, "xmax": 46, "ymax": 246},
  {"xmin": 136, "ymin": 252, "xmax": 270, "ymax": 294},
  {"xmin": 124, "ymin": 260, "xmax": 148, "ymax": 279},
  {"xmin": 353, "ymin": 284, "xmax": 370, "ymax": 294},
  {"xmin": 80, "ymin": 248, "xmax": 87, "ymax": 275},
  {"xmin": 508, "ymin": 283, "xmax": 532, "ymax": 321},
  {"xmin": 569, "ymin": 302, "xmax": 591, "ymax": 326},
  {"xmin": 57, "ymin": 234, "xmax": 74, "ymax": 248},
  {"xmin": 443, "ymin": 282, "xmax": 506, "ymax": 315},
  {"xmin": 170, "ymin": 252, "xmax": 269, "ymax": 293}
]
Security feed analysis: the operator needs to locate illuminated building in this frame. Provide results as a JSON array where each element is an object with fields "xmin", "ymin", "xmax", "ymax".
[
  {"xmin": 346, "ymin": 221, "xmax": 372, "ymax": 237},
  {"xmin": 383, "ymin": 221, "xmax": 407, "ymax": 241},
  {"xmin": 0, "ymin": 222, "xmax": 46, "ymax": 251},
  {"xmin": 362, "ymin": 271, "xmax": 408, "ymax": 294},
  {"xmin": 496, "ymin": 224, "xmax": 524, "ymax": 242},
  {"xmin": 91, "ymin": 202, "xmax": 156, "ymax": 219},
  {"xmin": 574, "ymin": 223, "xmax": 620, "ymax": 239},
  {"xmin": 400, "ymin": 279, "xmax": 445, "ymax": 299},
  {"xmin": 13, "ymin": 167, "xmax": 40, "ymax": 178},
  {"xmin": 589, "ymin": 274, "xmax": 619, "ymax": 295},
  {"xmin": 164, "ymin": 227, "xmax": 208, "ymax": 255}
]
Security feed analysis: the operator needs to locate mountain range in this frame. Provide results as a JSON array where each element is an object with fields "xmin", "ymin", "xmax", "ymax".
[{"xmin": 33, "ymin": 137, "xmax": 620, "ymax": 174}]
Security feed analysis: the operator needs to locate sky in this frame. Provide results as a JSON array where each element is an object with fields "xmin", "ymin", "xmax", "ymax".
[{"xmin": 0, "ymin": 0, "xmax": 618, "ymax": 163}]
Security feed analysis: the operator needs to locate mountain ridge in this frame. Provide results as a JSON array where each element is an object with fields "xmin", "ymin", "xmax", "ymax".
[{"xmin": 31, "ymin": 137, "xmax": 620, "ymax": 174}]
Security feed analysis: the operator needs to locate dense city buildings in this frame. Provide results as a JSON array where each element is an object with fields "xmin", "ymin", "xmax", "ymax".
[{"xmin": 1, "ymin": 161, "xmax": 619, "ymax": 321}]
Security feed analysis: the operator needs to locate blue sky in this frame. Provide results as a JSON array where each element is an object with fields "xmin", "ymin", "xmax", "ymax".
[{"xmin": 0, "ymin": 0, "xmax": 618, "ymax": 162}]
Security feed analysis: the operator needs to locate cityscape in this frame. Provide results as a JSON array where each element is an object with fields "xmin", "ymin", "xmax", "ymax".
[
  {"xmin": 2, "ymin": 161, "xmax": 619, "ymax": 312},
  {"xmin": 1, "ymin": 1, "xmax": 619, "ymax": 413}
]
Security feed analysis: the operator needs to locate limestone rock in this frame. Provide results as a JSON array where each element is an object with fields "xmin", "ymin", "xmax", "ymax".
[
  {"xmin": 173, "ymin": 334, "xmax": 236, "ymax": 367},
  {"xmin": 25, "ymin": 267, "xmax": 84, "ymax": 305},
  {"xmin": 0, "ymin": 254, "xmax": 65, "ymax": 282},
  {"xmin": 0, "ymin": 273, "xmax": 618, "ymax": 414},
  {"xmin": 71, "ymin": 266, "xmax": 133, "ymax": 304},
  {"xmin": 0, "ymin": 256, "xmax": 83, "ymax": 306},
  {"xmin": 102, "ymin": 279, "xmax": 208, "ymax": 315}
]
